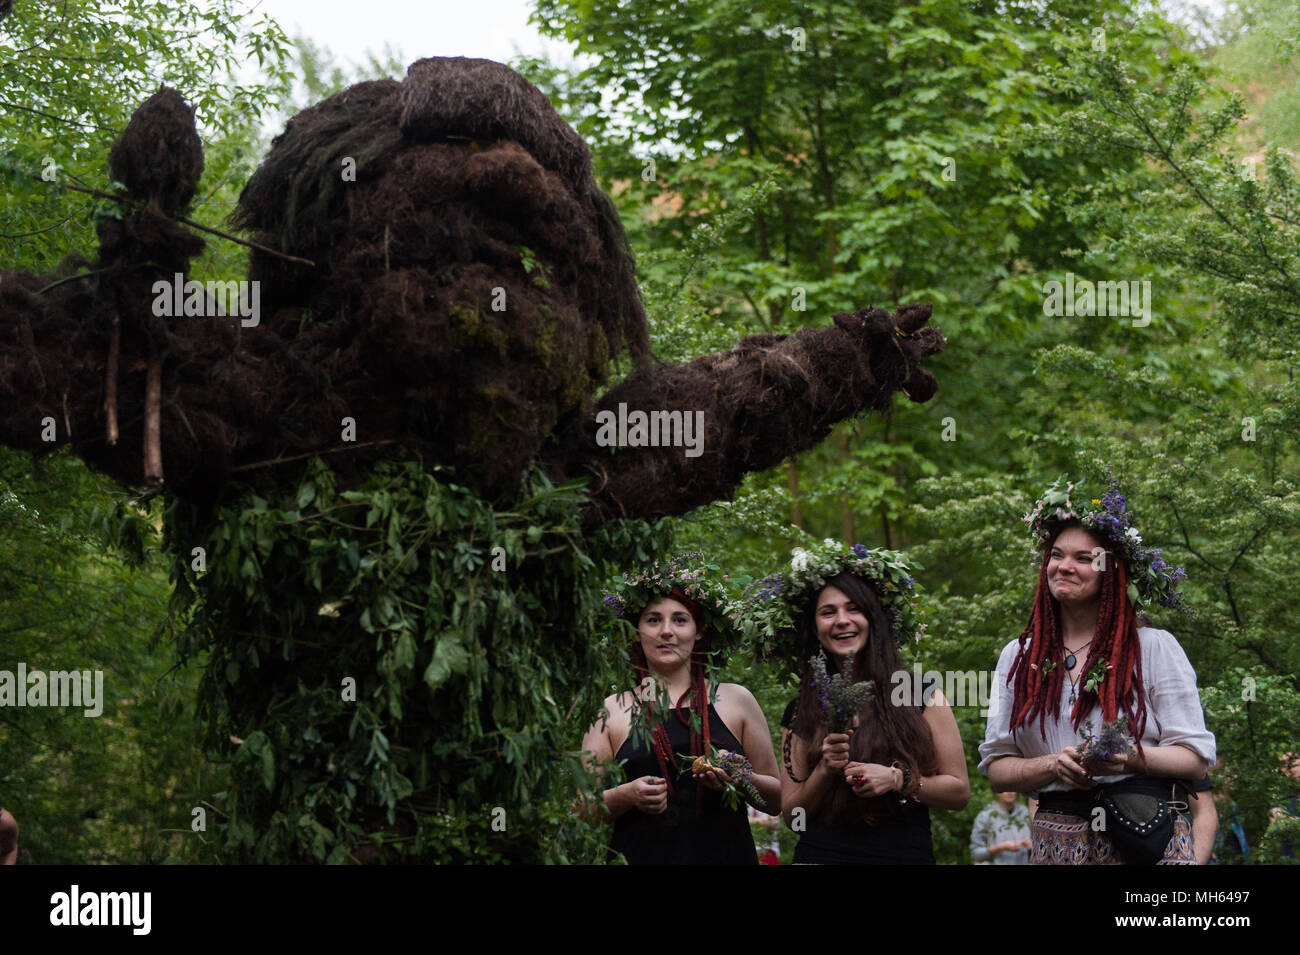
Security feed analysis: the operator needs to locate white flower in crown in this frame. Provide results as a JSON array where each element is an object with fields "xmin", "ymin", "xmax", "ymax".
[
  {"xmin": 1125, "ymin": 527, "xmax": 1142, "ymax": 544},
  {"xmin": 823, "ymin": 538, "xmax": 838, "ymax": 549},
  {"xmin": 791, "ymin": 548, "xmax": 812, "ymax": 573}
]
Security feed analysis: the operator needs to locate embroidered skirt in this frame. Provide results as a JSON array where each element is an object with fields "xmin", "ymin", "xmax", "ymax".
[{"xmin": 1031, "ymin": 810, "xmax": 1196, "ymax": 865}]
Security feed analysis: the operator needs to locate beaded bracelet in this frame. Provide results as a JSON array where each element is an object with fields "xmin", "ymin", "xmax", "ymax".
[{"xmin": 891, "ymin": 761, "xmax": 914, "ymax": 805}]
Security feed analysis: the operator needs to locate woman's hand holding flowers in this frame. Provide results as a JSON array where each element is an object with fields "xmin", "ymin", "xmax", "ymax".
[
  {"xmin": 1053, "ymin": 746, "xmax": 1098, "ymax": 789},
  {"xmin": 822, "ymin": 731, "xmax": 852, "ymax": 771},
  {"xmin": 691, "ymin": 756, "xmax": 730, "ymax": 792}
]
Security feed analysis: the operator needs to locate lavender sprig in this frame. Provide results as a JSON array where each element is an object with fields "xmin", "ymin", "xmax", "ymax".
[
  {"xmin": 681, "ymin": 746, "xmax": 763, "ymax": 808},
  {"xmin": 810, "ymin": 652, "xmax": 875, "ymax": 734},
  {"xmin": 1077, "ymin": 715, "xmax": 1137, "ymax": 767}
]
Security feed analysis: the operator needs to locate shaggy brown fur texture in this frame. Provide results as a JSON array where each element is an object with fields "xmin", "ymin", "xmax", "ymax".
[
  {"xmin": 108, "ymin": 89, "xmax": 204, "ymax": 214},
  {"xmin": 553, "ymin": 304, "xmax": 944, "ymax": 525},
  {"xmin": 0, "ymin": 57, "xmax": 945, "ymax": 523},
  {"xmin": 229, "ymin": 59, "xmax": 650, "ymax": 500}
]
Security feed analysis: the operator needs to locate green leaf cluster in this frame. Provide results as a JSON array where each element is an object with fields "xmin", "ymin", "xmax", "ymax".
[{"xmin": 166, "ymin": 459, "xmax": 665, "ymax": 862}]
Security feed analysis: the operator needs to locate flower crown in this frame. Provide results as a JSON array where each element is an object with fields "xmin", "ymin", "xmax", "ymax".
[
  {"xmin": 1023, "ymin": 475, "xmax": 1186, "ymax": 611},
  {"xmin": 735, "ymin": 539, "xmax": 927, "ymax": 659},
  {"xmin": 603, "ymin": 551, "xmax": 739, "ymax": 656}
]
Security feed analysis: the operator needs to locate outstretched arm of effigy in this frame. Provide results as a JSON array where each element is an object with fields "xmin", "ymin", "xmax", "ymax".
[{"xmin": 558, "ymin": 303, "xmax": 945, "ymax": 525}]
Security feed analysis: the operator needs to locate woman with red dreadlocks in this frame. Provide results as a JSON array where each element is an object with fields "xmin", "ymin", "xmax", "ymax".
[
  {"xmin": 979, "ymin": 477, "xmax": 1216, "ymax": 865},
  {"xmin": 580, "ymin": 553, "xmax": 780, "ymax": 864},
  {"xmin": 740, "ymin": 541, "xmax": 969, "ymax": 864}
]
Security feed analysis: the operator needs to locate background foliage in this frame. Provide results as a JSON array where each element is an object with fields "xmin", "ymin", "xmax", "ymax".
[{"xmin": 529, "ymin": 0, "xmax": 1300, "ymax": 862}]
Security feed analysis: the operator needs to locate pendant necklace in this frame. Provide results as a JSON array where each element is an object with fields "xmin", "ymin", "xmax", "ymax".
[
  {"xmin": 1063, "ymin": 639, "xmax": 1092, "ymax": 672},
  {"xmin": 1063, "ymin": 640, "xmax": 1092, "ymax": 706}
]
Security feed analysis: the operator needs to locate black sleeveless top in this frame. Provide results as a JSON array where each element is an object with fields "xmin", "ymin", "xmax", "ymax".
[
  {"xmin": 781, "ymin": 695, "xmax": 935, "ymax": 865},
  {"xmin": 611, "ymin": 704, "xmax": 758, "ymax": 865}
]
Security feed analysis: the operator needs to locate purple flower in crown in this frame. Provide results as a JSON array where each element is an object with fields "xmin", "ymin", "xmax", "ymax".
[
  {"xmin": 1028, "ymin": 472, "xmax": 1188, "ymax": 613},
  {"xmin": 738, "ymin": 541, "xmax": 926, "ymax": 658},
  {"xmin": 603, "ymin": 592, "xmax": 629, "ymax": 619},
  {"xmin": 1100, "ymin": 489, "xmax": 1128, "ymax": 521}
]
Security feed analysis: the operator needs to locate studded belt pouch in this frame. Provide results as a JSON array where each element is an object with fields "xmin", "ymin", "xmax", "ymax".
[{"xmin": 1097, "ymin": 777, "xmax": 1176, "ymax": 866}]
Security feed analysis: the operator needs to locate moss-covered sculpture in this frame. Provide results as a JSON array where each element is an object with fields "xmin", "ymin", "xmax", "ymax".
[{"xmin": 0, "ymin": 58, "xmax": 945, "ymax": 861}]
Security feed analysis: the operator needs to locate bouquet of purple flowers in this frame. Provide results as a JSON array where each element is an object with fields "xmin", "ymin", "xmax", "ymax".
[
  {"xmin": 683, "ymin": 746, "xmax": 763, "ymax": 809},
  {"xmin": 1076, "ymin": 715, "xmax": 1137, "ymax": 769},
  {"xmin": 810, "ymin": 652, "xmax": 875, "ymax": 734}
]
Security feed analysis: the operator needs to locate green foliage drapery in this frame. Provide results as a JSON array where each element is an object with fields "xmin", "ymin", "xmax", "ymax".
[{"xmin": 166, "ymin": 459, "xmax": 664, "ymax": 862}]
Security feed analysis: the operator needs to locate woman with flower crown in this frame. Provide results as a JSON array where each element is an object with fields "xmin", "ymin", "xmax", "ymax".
[
  {"xmin": 979, "ymin": 476, "xmax": 1216, "ymax": 865},
  {"xmin": 580, "ymin": 553, "xmax": 781, "ymax": 864},
  {"xmin": 741, "ymin": 540, "xmax": 969, "ymax": 864}
]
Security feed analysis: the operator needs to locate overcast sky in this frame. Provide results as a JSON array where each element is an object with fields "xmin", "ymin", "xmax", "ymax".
[
  {"xmin": 244, "ymin": 1, "xmax": 1231, "ymax": 88},
  {"xmin": 247, "ymin": 0, "xmax": 576, "ymax": 71},
  {"xmin": 247, "ymin": 0, "xmax": 1229, "ymax": 67}
]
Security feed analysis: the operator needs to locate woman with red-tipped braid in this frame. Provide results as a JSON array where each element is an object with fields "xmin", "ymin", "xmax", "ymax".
[
  {"xmin": 980, "ymin": 477, "xmax": 1215, "ymax": 864},
  {"xmin": 580, "ymin": 553, "xmax": 780, "ymax": 864}
]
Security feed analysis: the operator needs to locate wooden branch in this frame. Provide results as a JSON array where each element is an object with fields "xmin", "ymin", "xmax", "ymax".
[
  {"xmin": 1171, "ymin": 503, "xmax": 1225, "ymax": 575},
  {"xmin": 229, "ymin": 440, "xmax": 398, "ymax": 473},
  {"xmin": 0, "ymin": 214, "xmax": 74, "ymax": 238},
  {"xmin": 0, "ymin": 99, "xmax": 116, "ymax": 132},
  {"xmin": 144, "ymin": 356, "xmax": 163, "ymax": 485},
  {"xmin": 6, "ymin": 0, "xmax": 71, "ymax": 57},
  {"xmin": 105, "ymin": 317, "xmax": 120, "ymax": 445},
  {"xmin": 1227, "ymin": 524, "xmax": 1267, "ymax": 575},
  {"xmin": 35, "ymin": 266, "xmax": 112, "ymax": 295},
  {"xmin": 62, "ymin": 182, "xmax": 316, "ymax": 267}
]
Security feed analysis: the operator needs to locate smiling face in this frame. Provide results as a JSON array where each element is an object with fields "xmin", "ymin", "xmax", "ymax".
[
  {"xmin": 637, "ymin": 597, "xmax": 699, "ymax": 674},
  {"xmin": 814, "ymin": 584, "xmax": 870, "ymax": 660},
  {"xmin": 1047, "ymin": 526, "xmax": 1106, "ymax": 606}
]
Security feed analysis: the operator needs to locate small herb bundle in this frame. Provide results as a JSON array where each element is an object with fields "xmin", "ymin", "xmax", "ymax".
[
  {"xmin": 1083, "ymin": 657, "xmax": 1113, "ymax": 694},
  {"xmin": 810, "ymin": 652, "xmax": 875, "ymax": 733},
  {"xmin": 1077, "ymin": 715, "xmax": 1137, "ymax": 768},
  {"xmin": 683, "ymin": 746, "xmax": 763, "ymax": 809}
]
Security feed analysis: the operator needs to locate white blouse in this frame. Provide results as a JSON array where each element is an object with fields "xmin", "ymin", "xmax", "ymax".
[{"xmin": 978, "ymin": 627, "xmax": 1216, "ymax": 794}]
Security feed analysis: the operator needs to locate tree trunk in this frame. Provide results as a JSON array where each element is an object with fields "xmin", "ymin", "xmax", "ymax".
[{"xmin": 786, "ymin": 459, "xmax": 804, "ymax": 530}]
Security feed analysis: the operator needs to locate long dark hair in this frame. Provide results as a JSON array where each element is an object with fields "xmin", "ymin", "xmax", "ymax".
[
  {"xmin": 790, "ymin": 572, "xmax": 937, "ymax": 823},
  {"xmin": 1006, "ymin": 522, "xmax": 1148, "ymax": 752},
  {"xmin": 630, "ymin": 587, "xmax": 712, "ymax": 810}
]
